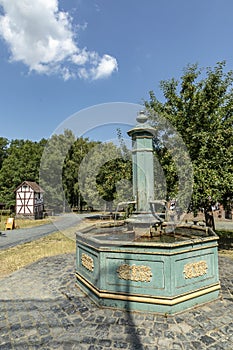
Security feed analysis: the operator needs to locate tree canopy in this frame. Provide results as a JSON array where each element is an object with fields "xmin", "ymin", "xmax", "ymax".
[
  {"xmin": 0, "ymin": 138, "xmax": 47, "ymax": 207},
  {"xmin": 39, "ymin": 129, "xmax": 76, "ymax": 212},
  {"xmin": 62, "ymin": 137, "xmax": 99, "ymax": 211},
  {"xmin": 145, "ymin": 61, "xmax": 233, "ymax": 213},
  {"xmin": 78, "ymin": 141, "xmax": 132, "ymax": 211}
]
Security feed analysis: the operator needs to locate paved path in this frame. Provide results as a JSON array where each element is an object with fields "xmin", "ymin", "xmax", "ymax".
[
  {"xmin": 0, "ymin": 253, "xmax": 232, "ymax": 350},
  {"xmin": 215, "ymin": 220, "xmax": 233, "ymax": 231},
  {"xmin": 0, "ymin": 214, "xmax": 85, "ymax": 250}
]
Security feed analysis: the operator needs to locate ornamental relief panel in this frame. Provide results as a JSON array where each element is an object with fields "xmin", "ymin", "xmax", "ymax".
[
  {"xmin": 81, "ymin": 253, "xmax": 94, "ymax": 272},
  {"xmin": 117, "ymin": 264, "xmax": 152, "ymax": 282},
  {"xmin": 183, "ymin": 260, "xmax": 208, "ymax": 279}
]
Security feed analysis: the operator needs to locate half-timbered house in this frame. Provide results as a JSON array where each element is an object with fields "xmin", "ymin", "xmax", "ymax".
[{"xmin": 15, "ymin": 181, "xmax": 44, "ymax": 219}]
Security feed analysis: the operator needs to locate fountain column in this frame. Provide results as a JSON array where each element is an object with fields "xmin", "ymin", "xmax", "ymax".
[{"xmin": 127, "ymin": 111, "xmax": 162, "ymax": 226}]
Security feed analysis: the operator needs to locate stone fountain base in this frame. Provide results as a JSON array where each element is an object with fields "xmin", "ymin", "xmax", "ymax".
[{"xmin": 76, "ymin": 224, "xmax": 220, "ymax": 314}]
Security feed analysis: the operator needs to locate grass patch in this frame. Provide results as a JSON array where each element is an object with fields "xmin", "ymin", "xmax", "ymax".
[
  {"xmin": 13, "ymin": 217, "xmax": 53, "ymax": 229},
  {"xmin": 0, "ymin": 215, "xmax": 53, "ymax": 231},
  {"xmin": 0, "ymin": 219, "xmax": 95, "ymax": 279},
  {"xmin": 219, "ymin": 250, "xmax": 233, "ymax": 259},
  {"xmin": 0, "ymin": 231, "xmax": 75, "ymax": 279},
  {"xmin": 216, "ymin": 230, "xmax": 233, "ymax": 236},
  {"xmin": 216, "ymin": 230, "xmax": 233, "ymax": 255}
]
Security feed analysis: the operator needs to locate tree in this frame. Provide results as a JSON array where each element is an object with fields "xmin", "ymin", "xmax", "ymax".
[
  {"xmin": 0, "ymin": 137, "xmax": 9, "ymax": 170},
  {"xmin": 145, "ymin": 61, "xmax": 233, "ymax": 217},
  {"xmin": 78, "ymin": 142, "xmax": 132, "ymax": 211},
  {"xmin": 39, "ymin": 130, "xmax": 75, "ymax": 213},
  {"xmin": 62, "ymin": 137, "xmax": 99, "ymax": 210},
  {"xmin": 0, "ymin": 138, "xmax": 46, "ymax": 207},
  {"xmin": 96, "ymin": 157, "xmax": 132, "ymax": 208}
]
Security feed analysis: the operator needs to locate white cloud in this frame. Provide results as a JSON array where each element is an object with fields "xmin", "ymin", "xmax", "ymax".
[
  {"xmin": 72, "ymin": 49, "xmax": 89, "ymax": 65},
  {"xmin": 91, "ymin": 55, "xmax": 118, "ymax": 80},
  {"xmin": 0, "ymin": 0, "xmax": 118, "ymax": 80}
]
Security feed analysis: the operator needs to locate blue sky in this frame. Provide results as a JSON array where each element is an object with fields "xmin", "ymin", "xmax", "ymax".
[{"xmin": 0, "ymin": 0, "xmax": 233, "ymax": 141}]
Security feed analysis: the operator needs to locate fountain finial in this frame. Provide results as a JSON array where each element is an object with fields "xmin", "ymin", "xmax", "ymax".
[{"xmin": 136, "ymin": 111, "xmax": 148, "ymax": 124}]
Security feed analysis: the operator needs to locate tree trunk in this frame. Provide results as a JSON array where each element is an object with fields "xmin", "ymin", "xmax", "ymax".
[{"xmin": 204, "ymin": 209, "xmax": 215, "ymax": 230}]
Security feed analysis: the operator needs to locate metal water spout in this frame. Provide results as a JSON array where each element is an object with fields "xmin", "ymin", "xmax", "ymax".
[{"xmin": 114, "ymin": 200, "xmax": 136, "ymax": 221}]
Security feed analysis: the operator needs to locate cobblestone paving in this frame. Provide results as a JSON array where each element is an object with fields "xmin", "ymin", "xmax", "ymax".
[{"xmin": 0, "ymin": 254, "xmax": 232, "ymax": 350}]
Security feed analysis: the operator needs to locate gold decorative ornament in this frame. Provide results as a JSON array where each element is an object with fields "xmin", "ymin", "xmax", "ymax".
[
  {"xmin": 183, "ymin": 260, "xmax": 208, "ymax": 279},
  {"xmin": 117, "ymin": 264, "xmax": 152, "ymax": 282},
  {"xmin": 81, "ymin": 253, "xmax": 94, "ymax": 272}
]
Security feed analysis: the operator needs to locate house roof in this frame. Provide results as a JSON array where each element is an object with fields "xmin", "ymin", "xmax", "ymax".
[{"xmin": 15, "ymin": 181, "xmax": 44, "ymax": 193}]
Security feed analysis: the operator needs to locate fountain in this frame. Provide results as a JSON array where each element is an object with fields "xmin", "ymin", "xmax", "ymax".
[{"xmin": 76, "ymin": 112, "xmax": 220, "ymax": 314}]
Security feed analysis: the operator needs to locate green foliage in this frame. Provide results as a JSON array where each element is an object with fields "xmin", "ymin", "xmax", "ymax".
[
  {"xmin": 78, "ymin": 142, "xmax": 132, "ymax": 211},
  {"xmin": 0, "ymin": 137, "xmax": 9, "ymax": 169},
  {"xmin": 39, "ymin": 130, "xmax": 76, "ymax": 212},
  {"xmin": 216, "ymin": 230, "xmax": 233, "ymax": 237},
  {"xmin": 0, "ymin": 139, "xmax": 46, "ymax": 207},
  {"xmin": 96, "ymin": 157, "xmax": 132, "ymax": 206},
  {"xmin": 145, "ymin": 61, "xmax": 233, "ymax": 212},
  {"xmin": 0, "ymin": 130, "xmax": 132, "ymax": 213},
  {"xmin": 62, "ymin": 137, "xmax": 99, "ymax": 210}
]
